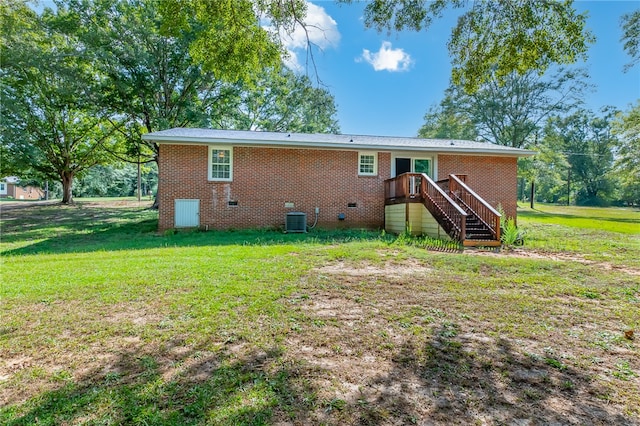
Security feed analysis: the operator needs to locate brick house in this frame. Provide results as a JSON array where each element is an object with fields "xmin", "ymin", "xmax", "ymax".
[
  {"xmin": 142, "ymin": 128, "xmax": 535, "ymax": 245},
  {"xmin": 0, "ymin": 178, "xmax": 45, "ymax": 200}
]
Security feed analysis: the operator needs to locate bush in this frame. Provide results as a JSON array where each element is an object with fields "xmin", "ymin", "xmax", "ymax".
[{"xmin": 501, "ymin": 217, "xmax": 522, "ymax": 248}]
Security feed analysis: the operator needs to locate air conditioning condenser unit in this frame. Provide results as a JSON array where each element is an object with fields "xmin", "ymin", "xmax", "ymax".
[{"xmin": 285, "ymin": 212, "xmax": 307, "ymax": 233}]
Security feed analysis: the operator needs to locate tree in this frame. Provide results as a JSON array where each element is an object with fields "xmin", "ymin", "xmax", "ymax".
[
  {"xmin": 349, "ymin": 0, "xmax": 594, "ymax": 92},
  {"xmin": 544, "ymin": 109, "xmax": 619, "ymax": 205},
  {"xmin": 211, "ymin": 69, "xmax": 340, "ymax": 133},
  {"xmin": 450, "ymin": 69, "xmax": 589, "ymax": 148},
  {"xmin": 157, "ymin": 0, "xmax": 304, "ymax": 83},
  {"xmin": 417, "ymin": 97, "xmax": 477, "ymax": 140},
  {"xmin": 621, "ymin": 9, "xmax": 640, "ymax": 71},
  {"xmin": 1, "ymin": 1, "xmax": 119, "ymax": 203},
  {"xmin": 74, "ymin": 163, "xmax": 158, "ymax": 198},
  {"xmin": 612, "ymin": 102, "xmax": 640, "ymax": 205}
]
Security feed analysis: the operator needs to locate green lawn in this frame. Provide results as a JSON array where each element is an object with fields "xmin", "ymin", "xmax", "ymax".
[{"xmin": 1, "ymin": 202, "xmax": 638, "ymax": 425}]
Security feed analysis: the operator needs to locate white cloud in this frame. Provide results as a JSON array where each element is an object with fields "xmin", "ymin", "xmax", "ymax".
[
  {"xmin": 358, "ymin": 41, "xmax": 413, "ymax": 72},
  {"xmin": 269, "ymin": 2, "xmax": 340, "ymax": 71}
]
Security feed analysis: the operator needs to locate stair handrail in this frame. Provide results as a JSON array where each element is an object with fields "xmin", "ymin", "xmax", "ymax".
[
  {"xmin": 449, "ymin": 174, "xmax": 501, "ymax": 241},
  {"xmin": 419, "ymin": 173, "xmax": 467, "ymax": 242}
]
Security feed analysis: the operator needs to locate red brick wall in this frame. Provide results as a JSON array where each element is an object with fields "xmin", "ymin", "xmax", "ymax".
[
  {"xmin": 158, "ymin": 145, "xmax": 519, "ymax": 231},
  {"xmin": 1, "ymin": 184, "xmax": 45, "ymax": 200},
  {"xmin": 158, "ymin": 144, "xmax": 391, "ymax": 231},
  {"xmin": 437, "ymin": 155, "xmax": 518, "ymax": 220}
]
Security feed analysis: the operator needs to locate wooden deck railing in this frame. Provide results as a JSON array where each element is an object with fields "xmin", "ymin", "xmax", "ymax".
[
  {"xmin": 449, "ymin": 174, "xmax": 501, "ymax": 241},
  {"xmin": 436, "ymin": 174, "xmax": 465, "ymax": 193},
  {"xmin": 384, "ymin": 173, "xmax": 423, "ymax": 201},
  {"xmin": 385, "ymin": 173, "xmax": 467, "ymax": 241}
]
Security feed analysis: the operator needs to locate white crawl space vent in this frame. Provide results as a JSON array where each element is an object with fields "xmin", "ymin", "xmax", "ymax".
[{"xmin": 285, "ymin": 212, "xmax": 307, "ymax": 233}]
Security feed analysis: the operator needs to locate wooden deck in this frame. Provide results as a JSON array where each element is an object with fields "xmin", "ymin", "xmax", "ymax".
[{"xmin": 384, "ymin": 173, "xmax": 502, "ymax": 247}]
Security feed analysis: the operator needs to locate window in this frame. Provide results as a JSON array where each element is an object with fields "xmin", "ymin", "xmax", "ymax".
[
  {"xmin": 413, "ymin": 159, "xmax": 431, "ymax": 176},
  {"xmin": 358, "ymin": 152, "xmax": 377, "ymax": 176},
  {"xmin": 208, "ymin": 146, "xmax": 233, "ymax": 181}
]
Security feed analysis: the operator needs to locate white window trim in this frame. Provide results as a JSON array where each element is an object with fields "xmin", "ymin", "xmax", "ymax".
[
  {"xmin": 208, "ymin": 145, "xmax": 233, "ymax": 182},
  {"xmin": 358, "ymin": 152, "xmax": 378, "ymax": 176},
  {"xmin": 390, "ymin": 153, "xmax": 437, "ymax": 178}
]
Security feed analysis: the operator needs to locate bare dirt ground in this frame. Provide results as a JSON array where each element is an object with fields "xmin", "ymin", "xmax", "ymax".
[
  {"xmin": 467, "ymin": 247, "xmax": 640, "ymax": 276},
  {"xmin": 268, "ymin": 259, "xmax": 640, "ymax": 425}
]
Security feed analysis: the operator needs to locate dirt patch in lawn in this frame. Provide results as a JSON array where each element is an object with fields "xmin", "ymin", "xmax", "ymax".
[
  {"xmin": 316, "ymin": 259, "xmax": 432, "ymax": 277},
  {"xmin": 274, "ymin": 260, "xmax": 640, "ymax": 425},
  {"xmin": 467, "ymin": 247, "xmax": 640, "ymax": 276}
]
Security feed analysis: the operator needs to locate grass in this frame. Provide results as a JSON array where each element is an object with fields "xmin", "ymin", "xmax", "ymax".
[
  {"xmin": 1, "ymin": 201, "xmax": 639, "ymax": 425},
  {"xmin": 517, "ymin": 202, "xmax": 640, "ymax": 268}
]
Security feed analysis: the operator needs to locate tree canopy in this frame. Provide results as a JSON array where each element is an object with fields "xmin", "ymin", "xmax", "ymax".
[
  {"xmin": 349, "ymin": 0, "xmax": 594, "ymax": 92},
  {"xmin": 612, "ymin": 102, "xmax": 640, "ymax": 205},
  {"xmin": 621, "ymin": 9, "xmax": 640, "ymax": 71},
  {"xmin": 418, "ymin": 69, "xmax": 589, "ymax": 148},
  {"xmin": 211, "ymin": 69, "xmax": 340, "ymax": 133},
  {"xmin": 544, "ymin": 108, "xmax": 619, "ymax": 205},
  {"xmin": 1, "ymin": 1, "xmax": 119, "ymax": 203},
  {"xmin": 157, "ymin": 0, "xmax": 306, "ymax": 85}
]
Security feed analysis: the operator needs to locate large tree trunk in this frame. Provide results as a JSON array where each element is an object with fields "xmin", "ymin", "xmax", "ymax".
[{"xmin": 61, "ymin": 171, "xmax": 74, "ymax": 204}]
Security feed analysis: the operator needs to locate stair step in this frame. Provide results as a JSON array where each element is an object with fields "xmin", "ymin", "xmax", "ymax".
[
  {"xmin": 467, "ymin": 234, "xmax": 493, "ymax": 239},
  {"xmin": 463, "ymin": 239, "xmax": 501, "ymax": 247}
]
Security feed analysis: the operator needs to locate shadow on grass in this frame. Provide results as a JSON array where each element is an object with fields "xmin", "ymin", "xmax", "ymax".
[
  {"xmin": 1, "ymin": 344, "xmax": 318, "ymax": 426},
  {"xmin": 1, "ymin": 204, "xmax": 390, "ymax": 256},
  {"xmin": 350, "ymin": 324, "xmax": 633, "ymax": 425}
]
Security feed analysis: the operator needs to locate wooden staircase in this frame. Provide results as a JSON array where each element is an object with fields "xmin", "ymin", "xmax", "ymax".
[
  {"xmin": 384, "ymin": 173, "xmax": 501, "ymax": 247},
  {"xmin": 465, "ymin": 213, "xmax": 495, "ymax": 241}
]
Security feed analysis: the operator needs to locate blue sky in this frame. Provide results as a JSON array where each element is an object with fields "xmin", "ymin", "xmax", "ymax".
[{"xmin": 282, "ymin": 1, "xmax": 640, "ymax": 137}]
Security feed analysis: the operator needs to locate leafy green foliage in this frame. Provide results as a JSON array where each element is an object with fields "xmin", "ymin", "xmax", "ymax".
[
  {"xmin": 73, "ymin": 163, "xmax": 158, "ymax": 198},
  {"xmin": 211, "ymin": 68, "xmax": 340, "ymax": 133},
  {"xmin": 621, "ymin": 9, "xmax": 640, "ymax": 71},
  {"xmin": 417, "ymin": 100, "xmax": 477, "ymax": 140},
  {"xmin": 424, "ymin": 69, "xmax": 589, "ymax": 148},
  {"xmin": 1, "ymin": 1, "xmax": 120, "ymax": 203},
  {"xmin": 612, "ymin": 101, "xmax": 640, "ymax": 205},
  {"xmin": 158, "ymin": 0, "xmax": 304, "ymax": 85},
  {"xmin": 500, "ymin": 217, "xmax": 521, "ymax": 247},
  {"xmin": 351, "ymin": 0, "xmax": 593, "ymax": 92},
  {"xmin": 544, "ymin": 108, "xmax": 619, "ymax": 206},
  {"xmin": 3, "ymin": 1, "xmax": 339, "ymax": 207},
  {"xmin": 63, "ymin": 0, "xmax": 219, "ymax": 162}
]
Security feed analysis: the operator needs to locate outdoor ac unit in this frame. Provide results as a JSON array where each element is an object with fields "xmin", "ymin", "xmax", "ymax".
[{"xmin": 286, "ymin": 212, "xmax": 307, "ymax": 233}]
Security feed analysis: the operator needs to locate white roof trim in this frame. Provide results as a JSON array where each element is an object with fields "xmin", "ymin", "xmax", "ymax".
[{"xmin": 142, "ymin": 128, "xmax": 537, "ymax": 157}]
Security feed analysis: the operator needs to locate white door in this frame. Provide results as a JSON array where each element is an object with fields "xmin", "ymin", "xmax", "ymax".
[{"xmin": 175, "ymin": 199, "xmax": 200, "ymax": 228}]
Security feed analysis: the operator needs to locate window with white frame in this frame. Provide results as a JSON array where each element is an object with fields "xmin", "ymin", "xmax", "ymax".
[
  {"xmin": 208, "ymin": 146, "xmax": 233, "ymax": 181},
  {"xmin": 0, "ymin": 182, "xmax": 6, "ymax": 194},
  {"xmin": 358, "ymin": 152, "xmax": 377, "ymax": 176}
]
